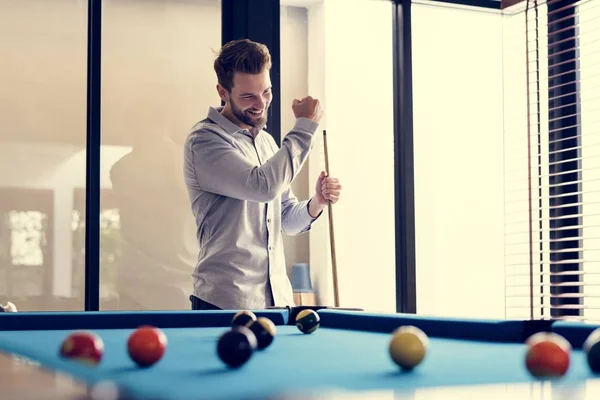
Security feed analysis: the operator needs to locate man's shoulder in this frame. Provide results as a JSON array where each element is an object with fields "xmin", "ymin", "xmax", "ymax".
[
  {"xmin": 188, "ymin": 117, "xmax": 222, "ymax": 137},
  {"xmin": 185, "ymin": 118, "xmax": 231, "ymax": 147}
]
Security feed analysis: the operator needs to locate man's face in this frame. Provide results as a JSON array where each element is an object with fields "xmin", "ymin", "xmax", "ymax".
[{"xmin": 220, "ymin": 69, "xmax": 272, "ymax": 129}]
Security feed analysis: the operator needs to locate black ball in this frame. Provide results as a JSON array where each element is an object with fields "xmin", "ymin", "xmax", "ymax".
[
  {"xmin": 295, "ymin": 309, "xmax": 320, "ymax": 334},
  {"xmin": 217, "ymin": 326, "xmax": 257, "ymax": 368},
  {"xmin": 248, "ymin": 317, "xmax": 277, "ymax": 350},
  {"xmin": 584, "ymin": 328, "xmax": 600, "ymax": 373},
  {"xmin": 232, "ymin": 310, "xmax": 257, "ymax": 328}
]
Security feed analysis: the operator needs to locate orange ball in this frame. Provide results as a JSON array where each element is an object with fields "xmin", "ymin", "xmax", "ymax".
[
  {"xmin": 127, "ymin": 326, "xmax": 167, "ymax": 367},
  {"xmin": 525, "ymin": 332, "xmax": 570, "ymax": 378}
]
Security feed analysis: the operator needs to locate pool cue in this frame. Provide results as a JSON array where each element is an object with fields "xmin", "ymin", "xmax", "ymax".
[{"xmin": 323, "ymin": 130, "xmax": 340, "ymax": 308}]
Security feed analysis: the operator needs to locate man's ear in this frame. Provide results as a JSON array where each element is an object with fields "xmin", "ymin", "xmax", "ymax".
[{"xmin": 216, "ymin": 84, "xmax": 229, "ymax": 103}]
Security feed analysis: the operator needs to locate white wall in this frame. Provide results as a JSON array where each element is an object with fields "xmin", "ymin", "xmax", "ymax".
[
  {"xmin": 280, "ymin": 6, "xmax": 311, "ymax": 272},
  {"xmin": 412, "ymin": 3, "xmax": 506, "ymax": 319},
  {"xmin": 306, "ymin": 0, "xmax": 397, "ymax": 312}
]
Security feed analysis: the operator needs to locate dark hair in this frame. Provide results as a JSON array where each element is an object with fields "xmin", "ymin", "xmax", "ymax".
[{"xmin": 214, "ymin": 39, "xmax": 272, "ymax": 92}]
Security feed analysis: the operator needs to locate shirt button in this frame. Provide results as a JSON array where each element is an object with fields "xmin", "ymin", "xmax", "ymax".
[{"xmin": 267, "ymin": 218, "xmax": 271, "ymax": 223}]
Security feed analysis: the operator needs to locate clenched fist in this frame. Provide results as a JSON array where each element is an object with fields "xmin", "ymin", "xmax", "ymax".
[{"xmin": 292, "ymin": 96, "xmax": 323, "ymax": 123}]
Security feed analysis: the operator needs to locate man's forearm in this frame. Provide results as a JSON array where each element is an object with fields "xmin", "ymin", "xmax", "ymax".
[
  {"xmin": 308, "ymin": 196, "xmax": 326, "ymax": 218},
  {"xmin": 187, "ymin": 118, "xmax": 319, "ymax": 203}
]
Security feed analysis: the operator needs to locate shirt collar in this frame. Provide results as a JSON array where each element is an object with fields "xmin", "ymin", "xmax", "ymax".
[
  {"xmin": 207, "ymin": 106, "xmax": 267, "ymax": 138},
  {"xmin": 207, "ymin": 106, "xmax": 243, "ymax": 135}
]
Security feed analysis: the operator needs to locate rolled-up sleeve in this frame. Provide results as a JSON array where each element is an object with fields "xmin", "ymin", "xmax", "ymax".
[
  {"xmin": 280, "ymin": 187, "xmax": 321, "ymax": 235},
  {"xmin": 185, "ymin": 118, "xmax": 318, "ymax": 203}
]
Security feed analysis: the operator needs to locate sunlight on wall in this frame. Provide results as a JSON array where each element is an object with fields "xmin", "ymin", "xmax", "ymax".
[
  {"xmin": 280, "ymin": 5, "xmax": 311, "ymax": 275},
  {"xmin": 412, "ymin": 2, "xmax": 505, "ymax": 319},
  {"xmin": 307, "ymin": 0, "xmax": 396, "ymax": 312}
]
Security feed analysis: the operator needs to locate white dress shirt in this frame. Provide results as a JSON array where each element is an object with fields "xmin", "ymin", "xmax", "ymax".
[{"xmin": 183, "ymin": 106, "xmax": 321, "ymax": 309}]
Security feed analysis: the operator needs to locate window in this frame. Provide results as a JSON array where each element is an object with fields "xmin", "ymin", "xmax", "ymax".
[
  {"xmin": 100, "ymin": 0, "xmax": 221, "ymax": 310},
  {"xmin": 503, "ymin": 0, "xmax": 600, "ymax": 322},
  {"xmin": 0, "ymin": 0, "xmax": 88, "ymax": 311}
]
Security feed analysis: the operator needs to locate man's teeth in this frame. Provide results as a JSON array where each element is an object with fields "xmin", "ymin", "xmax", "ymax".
[{"xmin": 248, "ymin": 110, "xmax": 262, "ymax": 114}]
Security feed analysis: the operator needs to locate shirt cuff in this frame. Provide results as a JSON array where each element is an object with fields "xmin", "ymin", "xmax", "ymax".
[
  {"xmin": 294, "ymin": 118, "xmax": 319, "ymax": 134},
  {"xmin": 306, "ymin": 198, "xmax": 323, "ymax": 220}
]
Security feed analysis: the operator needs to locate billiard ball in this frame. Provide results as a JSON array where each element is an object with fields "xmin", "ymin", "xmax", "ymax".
[
  {"xmin": 295, "ymin": 309, "xmax": 320, "ymax": 334},
  {"xmin": 127, "ymin": 326, "xmax": 167, "ymax": 367},
  {"xmin": 59, "ymin": 331, "xmax": 104, "ymax": 366},
  {"xmin": 248, "ymin": 317, "xmax": 277, "ymax": 350},
  {"xmin": 525, "ymin": 331, "xmax": 571, "ymax": 349},
  {"xmin": 388, "ymin": 325, "xmax": 428, "ymax": 370},
  {"xmin": 583, "ymin": 328, "xmax": 600, "ymax": 373},
  {"xmin": 524, "ymin": 332, "xmax": 571, "ymax": 378},
  {"xmin": 217, "ymin": 326, "xmax": 257, "ymax": 368},
  {"xmin": 232, "ymin": 310, "xmax": 257, "ymax": 328}
]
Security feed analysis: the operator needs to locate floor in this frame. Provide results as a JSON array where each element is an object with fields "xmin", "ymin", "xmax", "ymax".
[{"xmin": 0, "ymin": 352, "xmax": 88, "ymax": 400}]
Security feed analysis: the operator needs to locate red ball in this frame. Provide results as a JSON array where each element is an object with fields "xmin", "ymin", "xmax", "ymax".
[
  {"xmin": 127, "ymin": 326, "xmax": 167, "ymax": 367},
  {"xmin": 59, "ymin": 331, "xmax": 104, "ymax": 366},
  {"xmin": 525, "ymin": 333, "xmax": 570, "ymax": 378}
]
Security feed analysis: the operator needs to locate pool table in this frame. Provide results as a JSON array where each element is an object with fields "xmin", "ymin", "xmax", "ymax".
[{"xmin": 1, "ymin": 307, "xmax": 600, "ymax": 399}]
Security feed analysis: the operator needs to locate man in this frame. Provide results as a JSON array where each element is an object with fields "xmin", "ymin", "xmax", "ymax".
[{"xmin": 183, "ymin": 39, "xmax": 342, "ymax": 310}]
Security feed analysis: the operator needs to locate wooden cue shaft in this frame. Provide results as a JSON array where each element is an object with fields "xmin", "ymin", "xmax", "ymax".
[{"xmin": 323, "ymin": 130, "xmax": 340, "ymax": 307}]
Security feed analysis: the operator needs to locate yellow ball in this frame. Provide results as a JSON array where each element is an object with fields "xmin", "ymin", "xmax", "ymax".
[
  {"xmin": 388, "ymin": 325, "xmax": 428, "ymax": 370},
  {"xmin": 231, "ymin": 310, "xmax": 257, "ymax": 327},
  {"xmin": 256, "ymin": 317, "xmax": 277, "ymax": 336}
]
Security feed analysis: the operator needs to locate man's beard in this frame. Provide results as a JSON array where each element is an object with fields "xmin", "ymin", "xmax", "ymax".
[{"xmin": 231, "ymin": 100, "xmax": 268, "ymax": 130}]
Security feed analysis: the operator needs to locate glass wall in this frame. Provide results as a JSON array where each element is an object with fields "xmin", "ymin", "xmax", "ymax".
[
  {"xmin": 99, "ymin": 0, "xmax": 221, "ymax": 310},
  {"xmin": 281, "ymin": 0, "xmax": 396, "ymax": 312},
  {"xmin": 0, "ymin": 0, "xmax": 88, "ymax": 311}
]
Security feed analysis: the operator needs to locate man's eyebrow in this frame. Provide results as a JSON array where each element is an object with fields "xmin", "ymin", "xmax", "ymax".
[{"xmin": 240, "ymin": 87, "xmax": 272, "ymax": 96}]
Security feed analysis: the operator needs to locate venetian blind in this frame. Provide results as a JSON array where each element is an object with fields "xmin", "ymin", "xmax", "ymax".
[{"xmin": 503, "ymin": 0, "xmax": 600, "ymax": 321}]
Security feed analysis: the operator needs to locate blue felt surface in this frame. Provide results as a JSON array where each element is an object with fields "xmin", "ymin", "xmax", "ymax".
[{"xmin": 0, "ymin": 325, "xmax": 594, "ymax": 400}]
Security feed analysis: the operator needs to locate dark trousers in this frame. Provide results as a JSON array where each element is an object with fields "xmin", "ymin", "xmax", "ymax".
[{"xmin": 189, "ymin": 295, "xmax": 221, "ymax": 310}]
